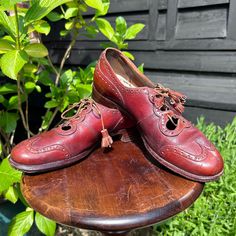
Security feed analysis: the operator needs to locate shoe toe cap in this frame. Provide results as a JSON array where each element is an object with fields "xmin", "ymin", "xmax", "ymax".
[
  {"xmin": 10, "ymin": 136, "xmax": 69, "ymax": 166},
  {"xmin": 160, "ymin": 137, "xmax": 224, "ymax": 180}
]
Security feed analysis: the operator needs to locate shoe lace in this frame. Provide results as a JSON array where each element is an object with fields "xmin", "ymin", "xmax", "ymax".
[
  {"xmin": 61, "ymin": 98, "xmax": 113, "ymax": 148},
  {"xmin": 153, "ymin": 84, "xmax": 187, "ymax": 127}
]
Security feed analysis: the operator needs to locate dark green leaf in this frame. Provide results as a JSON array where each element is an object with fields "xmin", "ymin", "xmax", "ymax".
[
  {"xmin": 44, "ymin": 100, "xmax": 59, "ymax": 108},
  {"xmin": 0, "ymin": 111, "xmax": 19, "ymax": 132},
  {"xmin": 0, "ymin": 50, "xmax": 28, "ymax": 80},
  {"xmin": 124, "ymin": 23, "xmax": 145, "ymax": 40},
  {"xmin": 24, "ymin": 43, "xmax": 48, "ymax": 58},
  {"xmin": 0, "ymin": 83, "xmax": 17, "ymax": 95},
  {"xmin": 38, "ymin": 70, "xmax": 53, "ymax": 86},
  {"xmin": 0, "ymin": 158, "xmax": 22, "ymax": 193},
  {"xmin": 8, "ymin": 208, "xmax": 34, "ymax": 236},
  {"xmin": 47, "ymin": 11, "xmax": 63, "ymax": 22},
  {"xmin": 0, "ymin": 94, "xmax": 4, "ymax": 103}
]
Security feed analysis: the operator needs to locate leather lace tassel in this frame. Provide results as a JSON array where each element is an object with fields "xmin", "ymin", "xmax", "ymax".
[{"xmin": 101, "ymin": 129, "xmax": 113, "ymax": 148}]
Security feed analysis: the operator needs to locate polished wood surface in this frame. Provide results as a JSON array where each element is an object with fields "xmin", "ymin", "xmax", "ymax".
[{"xmin": 21, "ymin": 139, "xmax": 204, "ymax": 233}]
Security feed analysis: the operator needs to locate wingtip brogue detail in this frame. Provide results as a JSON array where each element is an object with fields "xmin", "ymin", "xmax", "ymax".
[
  {"xmin": 93, "ymin": 47, "xmax": 224, "ymax": 182},
  {"xmin": 10, "ymin": 98, "xmax": 135, "ymax": 173}
]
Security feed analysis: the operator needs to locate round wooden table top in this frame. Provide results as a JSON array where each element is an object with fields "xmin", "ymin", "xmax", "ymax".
[{"xmin": 21, "ymin": 139, "xmax": 204, "ymax": 233}]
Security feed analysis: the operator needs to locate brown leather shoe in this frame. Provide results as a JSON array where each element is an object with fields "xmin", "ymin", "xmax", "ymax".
[
  {"xmin": 10, "ymin": 98, "xmax": 134, "ymax": 173},
  {"xmin": 92, "ymin": 48, "xmax": 224, "ymax": 182}
]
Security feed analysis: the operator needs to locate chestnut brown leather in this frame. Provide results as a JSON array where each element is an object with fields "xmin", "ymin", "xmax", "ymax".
[
  {"xmin": 10, "ymin": 99, "xmax": 134, "ymax": 173},
  {"xmin": 92, "ymin": 48, "xmax": 224, "ymax": 182}
]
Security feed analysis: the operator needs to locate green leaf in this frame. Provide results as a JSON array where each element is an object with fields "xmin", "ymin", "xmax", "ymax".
[
  {"xmin": 0, "ymin": 94, "xmax": 4, "ymax": 103},
  {"xmin": 65, "ymin": 21, "xmax": 73, "ymax": 30},
  {"xmin": 33, "ymin": 20, "xmax": 51, "ymax": 35},
  {"xmin": 35, "ymin": 212, "xmax": 56, "ymax": 236},
  {"xmin": 138, "ymin": 63, "xmax": 144, "ymax": 73},
  {"xmin": 23, "ymin": 63, "xmax": 38, "ymax": 74},
  {"xmin": 116, "ymin": 16, "xmax": 127, "ymax": 36},
  {"xmin": 40, "ymin": 110, "xmax": 53, "ymax": 130},
  {"xmin": 84, "ymin": 0, "xmax": 104, "ymax": 12},
  {"xmin": 44, "ymin": 100, "xmax": 59, "ymax": 108},
  {"xmin": 0, "ymin": 0, "xmax": 28, "ymax": 9},
  {"xmin": 1, "ymin": 50, "xmax": 28, "ymax": 80},
  {"xmin": 24, "ymin": 43, "xmax": 48, "ymax": 58},
  {"xmin": 94, "ymin": 0, "xmax": 110, "ymax": 18},
  {"xmin": 25, "ymin": 81, "xmax": 36, "ymax": 91},
  {"xmin": 124, "ymin": 23, "xmax": 145, "ymax": 40},
  {"xmin": 46, "ymin": 11, "xmax": 63, "ymax": 22},
  {"xmin": 0, "ymin": 39, "xmax": 14, "ymax": 54},
  {"xmin": 0, "ymin": 83, "xmax": 17, "ymax": 95},
  {"xmin": 60, "ymin": 30, "xmax": 69, "ymax": 37},
  {"xmin": 38, "ymin": 70, "xmax": 53, "ymax": 86},
  {"xmin": 0, "ymin": 158, "xmax": 22, "ymax": 193},
  {"xmin": 0, "ymin": 111, "xmax": 19, "ymax": 132},
  {"xmin": 95, "ymin": 18, "xmax": 114, "ymax": 40},
  {"xmin": 4, "ymin": 186, "xmax": 18, "ymax": 204},
  {"xmin": 77, "ymin": 84, "xmax": 92, "ymax": 98},
  {"xmin": 25, "ymin": 0, "xmax": 72, "ymax": 24},
  {"xmin": 8, "ymin": 208, "xmax": 34, "ymax": 236},
  {"xmin": 64, "ymin": 7, "xmax": 78, "ymax": 19},
  {"xmin": 0, "ymin": 9, "xmax": 15, "ymax": 38},
  {"xmin": 8, "ymin": 95, "xmax": 23, "ymax": 110},
  {"xmin": 122, "ymin": 51, "xmax": 134, "ymax": 60},
  {"xmin": 61, "ymin": 69, "xmax": 73, "ymax": 87}
]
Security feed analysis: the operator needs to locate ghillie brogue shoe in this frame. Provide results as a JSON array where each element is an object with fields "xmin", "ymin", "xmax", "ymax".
[
  {"xmin": 92, "ymin": 48, "xmax": 224, "ymax": 182},
  {"xmin": 10, "ymin": 98, "xmax": 134, "ymax": 173}
]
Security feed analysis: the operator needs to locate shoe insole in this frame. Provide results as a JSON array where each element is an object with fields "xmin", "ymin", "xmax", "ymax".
[{"xmin": 116, "ymin": 73, "xmax": 136, "ymax": 88}]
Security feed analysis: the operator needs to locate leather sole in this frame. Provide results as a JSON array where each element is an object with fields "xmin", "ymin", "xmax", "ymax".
[{"xmin": 92, "ymin": 86, "xmax": 224, "ymax": 182}]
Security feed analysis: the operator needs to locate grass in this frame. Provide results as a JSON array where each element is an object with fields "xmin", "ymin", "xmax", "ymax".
[{"xmin": 153, "ymin": 116, "xmax": 236, "ymax": 236}]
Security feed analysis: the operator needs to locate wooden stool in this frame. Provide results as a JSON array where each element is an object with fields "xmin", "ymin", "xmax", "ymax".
[{"xmin": 21, "ymin": 139, "xmax": 204, "ymax": 235}]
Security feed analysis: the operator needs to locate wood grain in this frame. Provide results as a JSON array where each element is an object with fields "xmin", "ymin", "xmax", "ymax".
[{"xmin": 22, "ymin": 139, "xmax": 203, "ymax": 232}]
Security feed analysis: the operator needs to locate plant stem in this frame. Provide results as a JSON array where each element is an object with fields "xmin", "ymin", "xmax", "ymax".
[
  {"xmin": 45, "ymin": 107, "xmax": 59, "ymax": 131},
  {"xmin": 17, "ymin": 78, "xmax": 33, "ymax": 138},
  {"xmin": 14, "ymin": 4, "xmax": 21, "ymax": 50},
  {"xmin": 55, "ymin": 13, "xmax": 80, "ymax": 86},
  {"xmin": 47, "ymin": 55, "xmax": 59, "ymax": 76}
]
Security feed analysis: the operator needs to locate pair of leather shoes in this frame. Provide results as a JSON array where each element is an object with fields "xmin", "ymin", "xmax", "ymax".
[{"xmin": 10, "ymin": 48, "xmax": 224, "ymax": 182}]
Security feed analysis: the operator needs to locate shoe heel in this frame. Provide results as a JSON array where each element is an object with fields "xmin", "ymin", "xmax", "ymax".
[
  {"xmin": 92, "ymin": 86, "xmax": 118, "ymax": 109},
  {"xmin": 113, "ymin": 128, "xmax": 137, "ymax": 143}
]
